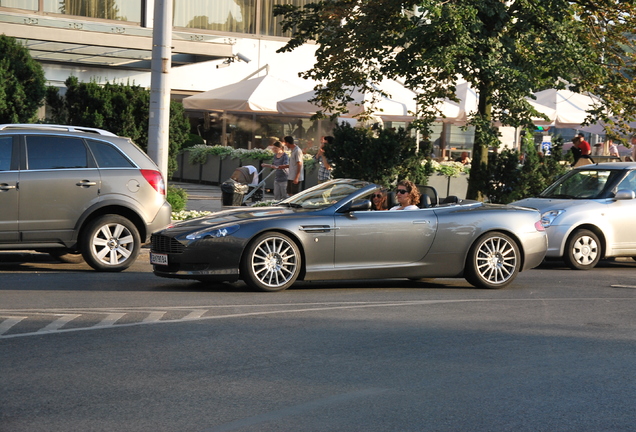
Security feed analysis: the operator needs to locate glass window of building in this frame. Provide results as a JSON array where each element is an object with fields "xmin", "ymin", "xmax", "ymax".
[
  {"xmin": 260, "ymin": 0, "xmax": 308, "ymax": 37},
  {"xmin": 173, "ymin": 0, "xmax": 256, "ymax": 34},
  {"xmin": 1, "ymin": 0, "xmax": 38, "ymax": 10},
  {"xmin": 42, "ymin": 0, "xmax": 142, "ymax": 23}
]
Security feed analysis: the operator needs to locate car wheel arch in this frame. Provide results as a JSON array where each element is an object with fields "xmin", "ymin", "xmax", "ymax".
[
  {"xmin": 561, "ymin": 223, "xmax": 606, "ymax": 259},
  {"xmin": 77, "ymin": 205, "xmax": 147, "ymax": 245},
  {"xmin": 240, "ymin": 229, "xmax": 307, "ymax": 281}
]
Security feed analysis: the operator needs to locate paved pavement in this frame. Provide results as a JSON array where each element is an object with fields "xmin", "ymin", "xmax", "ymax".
[{"xmin": 170, "ymin": 181, "xmax": 274, "ymax": 212}]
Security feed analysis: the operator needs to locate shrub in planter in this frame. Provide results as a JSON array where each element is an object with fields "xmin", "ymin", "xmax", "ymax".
[{"xmin": 167, "ymin": 185, "xmax": 188, "ymax": 212}]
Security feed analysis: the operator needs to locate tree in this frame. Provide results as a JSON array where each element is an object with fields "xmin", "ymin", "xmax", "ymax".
[
  {"xmin": 0, "ymin": 35, "xmax": 47, "ymax": 123},
  {"xmin": 46, "ymin": 77, "xmax": 189, "ymax": 177},
  {"xmin": 328, "ymin": 122, "xmax": 427, "ymax": 187},
  {"xmin": 275, "ymin": 1, "xmax": 636, "ymax": 200}
]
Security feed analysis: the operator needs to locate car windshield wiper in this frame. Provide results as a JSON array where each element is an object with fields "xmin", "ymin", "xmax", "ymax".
[
  {"xmin": 541, "ymin": 194, "xmax": 576, "ymax": 199},
  {"xmin": 278, "ymin": 202, "xmax": 303, "ymax": 208}
]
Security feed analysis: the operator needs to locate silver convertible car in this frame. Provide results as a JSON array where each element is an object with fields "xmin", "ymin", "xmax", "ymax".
[
  {"xmin": 150, "ymin": 179, "xmax": 547, "ymax": 291},
  {"xmin": 512, "ymin": 162, "xmax": 636, "ymax": 270}
]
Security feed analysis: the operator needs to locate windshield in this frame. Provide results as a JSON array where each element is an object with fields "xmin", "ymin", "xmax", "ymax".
[
  {"xmin": 280, "ymin": 179, "xmax": 372, "ymax": 209},
  {"xmin": 540, "ymin": 169, "xmax": 622, "ymax": 199}
]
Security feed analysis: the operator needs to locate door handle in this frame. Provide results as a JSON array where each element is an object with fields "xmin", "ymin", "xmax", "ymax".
[
  {"xmin": 76, "ymin": 180, "xmax": 97, "ymax": 187},
  {"xmin": 0, "ymin": 183, "xmax": 16, "ymax": 191}
]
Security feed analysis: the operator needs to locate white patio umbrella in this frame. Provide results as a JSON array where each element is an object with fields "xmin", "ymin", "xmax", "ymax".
[
  {"xmin": 277, "ymin": 79, "xmax": 460, "ymax": 122},
  {"xmin": 450, "ymin": 81, "xmax": 479, "ymax": 125},
  {"xmin": 529, "ymin": 89, "xmax": 603, "ymax": 128},
  {"xmin": 183, "ymin": 75, "xmax": 308, "ymax": 113}
]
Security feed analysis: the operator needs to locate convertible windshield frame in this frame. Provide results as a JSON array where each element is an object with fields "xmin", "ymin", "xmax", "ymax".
[
  {"xmin": 279, "ymin": 179, "xmax": 374, "ymax": 210},
  {"xmin": 539, "ymin": 169, "xmax": 624, "ymax": 199}
]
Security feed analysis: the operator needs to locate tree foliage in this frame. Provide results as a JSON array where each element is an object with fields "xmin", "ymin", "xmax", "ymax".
[
  {"xmin": 0, "ymin": 35, "xmax": 47, "ymax": 123},
  {"xmin": 275, "ymin": 0, "xmax": 636, "ymax": 200},
  {"xmin": 327, "ymin": 123, "xmax": 428, "ymax": 187},
  {"xmin": 46, "ymin": 76, "xmax": 189, "ymax": 177}
]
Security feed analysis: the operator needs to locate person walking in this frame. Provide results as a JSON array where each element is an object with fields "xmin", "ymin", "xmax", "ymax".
[
  {"xmin": 280, "ymin": 136, "xmax": 304, "ymax": 196},
  {"xmin": 261, "ymin": 141, "xmax": 288, "ymax": 200},
  {"xmin": 315, "ymin": 135, "xmax": 334, "ymax": 183}
]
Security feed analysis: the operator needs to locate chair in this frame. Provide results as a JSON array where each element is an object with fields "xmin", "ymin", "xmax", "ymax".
[
  {"xmin": 419, "ymin": 194, "xmax": 432, "ymax": 208},
  {"xmin": 441, "ymin": 195, "xmax": 461, "ymax": 205},
  {"xmin": 387, "ymin": 191, "xmax": 398, "ymax": 209},
  {"xmin": 417, "ymin": 185, "xmax": 438, "ymax": 207}
]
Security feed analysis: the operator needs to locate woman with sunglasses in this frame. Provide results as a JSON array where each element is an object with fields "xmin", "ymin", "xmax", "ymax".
[
  {"xmin": 370, "ymin": 189, "xmax": 388, "ymax": 210},
  {"xmin": 390, "ymin": 180, "xmax": 420, "ymax": 210}
]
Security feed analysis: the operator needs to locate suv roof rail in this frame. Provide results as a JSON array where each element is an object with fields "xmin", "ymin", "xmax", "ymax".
[{"xmin": 0, "ymin": 124, "xmax": 118, "ymax": 137}]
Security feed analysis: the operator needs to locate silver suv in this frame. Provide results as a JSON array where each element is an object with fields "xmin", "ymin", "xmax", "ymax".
[{"xmin": 0, "ymin": 124, "xmax": 171, "ymax": 271}]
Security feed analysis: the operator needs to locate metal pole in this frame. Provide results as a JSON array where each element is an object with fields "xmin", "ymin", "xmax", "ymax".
[{"xmin": 148, "ymin": 0, "xmax": 172, "ymax": 181}]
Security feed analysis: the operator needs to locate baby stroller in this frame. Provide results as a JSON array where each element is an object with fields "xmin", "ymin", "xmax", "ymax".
[{"xmin": 221, "ymin": 165, "xmax": 276, "ymax": 206}]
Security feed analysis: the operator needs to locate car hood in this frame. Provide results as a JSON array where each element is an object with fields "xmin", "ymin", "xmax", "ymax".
[
  {"xmin": 160, "ymin": 206, "xmax": 310, "ymax": 234},
  {"xmin": 511, "ymin": 197, "xmax": 603, "ymax": 212}
]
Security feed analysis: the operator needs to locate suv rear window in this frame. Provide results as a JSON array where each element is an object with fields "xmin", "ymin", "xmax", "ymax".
[
  {"xmin": 0, "ymin": 137, "xmax": 11, "ymax": 171},
  {"xmin": 26, "ymin": 136, "xmax": 89, "ymax": 169},
  {"xmin": 87, "ymin": 139, "xmax": 135, "ymax": 168}
]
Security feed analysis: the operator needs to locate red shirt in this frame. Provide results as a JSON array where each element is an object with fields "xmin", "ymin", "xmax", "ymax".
[{"xmin": 578, "ymin": 139, "xmax": 591, "ymax": 155}]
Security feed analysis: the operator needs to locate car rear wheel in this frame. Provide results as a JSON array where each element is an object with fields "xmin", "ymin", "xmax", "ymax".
[
  {"xmin": 564, "ymin": 229, "xmax": 600, "ymax": 270},
  {"xmin": 242, "ymin": 232, "xmax": 301, "ymax": 292},
  {"xmin": 465, "ymin": 232, "xmax": 520, "ymax": 289},
  {"xmin": 81, "ymin": 215, "xmax": 141, "ymax": 272}
]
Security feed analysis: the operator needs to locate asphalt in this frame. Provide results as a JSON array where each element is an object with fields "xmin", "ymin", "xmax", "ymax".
[{"xmin": 170, "ymin": 181, "xmax": 274, "ymax": 212}]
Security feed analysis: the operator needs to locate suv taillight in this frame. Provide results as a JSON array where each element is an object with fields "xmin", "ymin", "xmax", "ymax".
[{"xmin": 141, "ymin": 169, "xmax": 166, "ymax": 196}]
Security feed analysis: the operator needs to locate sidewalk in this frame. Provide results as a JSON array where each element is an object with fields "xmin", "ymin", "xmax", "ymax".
[{"xmin": 170, "ymin": 181, "xmax": 274, "ymax": 212}]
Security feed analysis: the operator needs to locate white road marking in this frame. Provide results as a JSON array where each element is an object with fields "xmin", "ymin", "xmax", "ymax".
[
  {"xmin": 143, "ymin": 311, "xmax": 166, "ymax": 323},
  {"xmin": 94, "ymin": 313, "xmax": 126, "ymax": 327},
  {"xmin": 2, "ymin": 298, "xmax": 636, "ymax": 340},
  {"xmin": 0, "ymin": 316, "xmax": 27, "ymax": 335},
  {"xmin": 183, "ymin": 309, "xmax": 208, "ymax": 320},
  {"xmin": 36, "ymin": 314, "xmax": 81, "ymax": 333}
]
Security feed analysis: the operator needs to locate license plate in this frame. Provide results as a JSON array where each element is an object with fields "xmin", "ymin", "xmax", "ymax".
[{"xmin": 150, "ymin": 252, "xmax": 168, "ymax": 265}]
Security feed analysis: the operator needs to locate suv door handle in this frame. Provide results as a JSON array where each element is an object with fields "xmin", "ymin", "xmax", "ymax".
[
  {"xmin": 76, "ymin": 180, "xmax": 98, "ymax": 187},
  {"xmin": 0, "ymin": 183, "xmax": 16, "ymax": 191}
]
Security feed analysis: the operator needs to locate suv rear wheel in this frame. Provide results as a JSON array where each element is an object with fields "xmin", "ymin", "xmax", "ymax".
[{"xmin": 81, "ymin": 215, "xmax": 140, "ymax": 272}]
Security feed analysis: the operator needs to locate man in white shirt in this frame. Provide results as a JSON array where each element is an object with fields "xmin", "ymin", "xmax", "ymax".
[{"xmin": 280, "ymin": 136, "xmax": 304, "ymax": 196}]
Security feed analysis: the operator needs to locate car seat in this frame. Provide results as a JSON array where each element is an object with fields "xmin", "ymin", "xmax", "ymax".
[{"xmin": 417, "ymin": 185, "xmax": 438, "ymax": 207}]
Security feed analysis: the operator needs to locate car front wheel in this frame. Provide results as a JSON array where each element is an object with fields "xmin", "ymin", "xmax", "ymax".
[
  {"xmin": 564, "ymin": 229, "xmax": 601, "ymax": 270},
  {"xmin": 465, "ymin": 232, "xmax": 521, "ymax": 289},
  {"xmin": 81, "ymin": 215, "xmax": 141, "ymax": 272},
  {"xmin": 241, "ymin": 232, "xmax": 301, "ymax": 292}
]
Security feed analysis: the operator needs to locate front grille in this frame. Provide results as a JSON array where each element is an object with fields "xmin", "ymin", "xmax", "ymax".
[{"xmin": 151, "ymin": 234, "xmax": 185, "ymax": 254}]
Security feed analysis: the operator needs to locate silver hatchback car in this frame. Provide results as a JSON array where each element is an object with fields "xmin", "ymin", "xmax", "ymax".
[
  {"xmin": 512, "ymin": 162, "xmax": 636, "ymax": 269},
  {"xmin": 0, "ymin": 124, "xmax": 171, "ymax": 271}
]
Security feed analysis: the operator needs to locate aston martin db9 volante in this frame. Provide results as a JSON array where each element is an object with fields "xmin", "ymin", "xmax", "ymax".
[
  {"xmin": 151, "ymin": 179, "xmax": 547, "ymax": 291},
  {"xmin": 512, "ymin": 162, "xmax": 636, "ymax": 270}
]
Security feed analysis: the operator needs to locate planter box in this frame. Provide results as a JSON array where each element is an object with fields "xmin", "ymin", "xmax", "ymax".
[
  {"xmin": 426, "ymin": 174, "xmax": 449, "ymax": 197},
  {"xmin": 180, "ymin": 150, "xmax": 201, "ymax": 182},
  {"xmin": 201, "ymin": 154, "xmax": 221, "ymax": 184},
  {"xmin": 220, "ymin": 157, "xmax": 241, "ymax": 183},
  {"xmin": 303, "ymin": 166, "xmax": 319, "ymax": 190},
  {"xmin": 448, "ymin": 173, "xmax": 468, "ymax": 199},
  {"xmin": 172, "ymin": 152, "xmax": 184, "ymax": 180},
  {"xmin": 426, "ymin": 173, "xmax": 469, "ymax": 199}
]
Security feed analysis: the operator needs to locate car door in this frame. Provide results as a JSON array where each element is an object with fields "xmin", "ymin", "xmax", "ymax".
[
  {"xmin": 334, "ymin": 208, "xmax": 438, "ymax": 268},
  {"xmin": 608, "ymin": 170, "xmax": 636, "ymax": 254},
  {"xmin": 18, "ymin": 135, "xmax": 101, "ymax": 243},
  {"xmin": 0, "ymin": 136, "xmax": 19, "ymax": 242}
]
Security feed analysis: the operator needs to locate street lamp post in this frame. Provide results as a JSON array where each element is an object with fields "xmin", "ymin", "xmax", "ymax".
[{"xmin": 148, "ymin": 0, "xmax": 173, "ymax": 182}]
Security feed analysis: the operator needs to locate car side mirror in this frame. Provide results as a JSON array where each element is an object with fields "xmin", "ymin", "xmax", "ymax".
[
  {"xmin": 337, "ymin": 199, "xmax": 372, "ymax": 213},
  {"xmin": 615, "ymin": 189, "xmax": 636, "ymax": 200}
]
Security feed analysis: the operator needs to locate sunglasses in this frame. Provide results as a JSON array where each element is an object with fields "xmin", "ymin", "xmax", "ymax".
[
  {"xmin": 372, "ymin": 193, "xmax": 384, "ymax": 199},
  {"xmin": 396, "ymin": 189, "xmax": 409, "ymax": 194}
]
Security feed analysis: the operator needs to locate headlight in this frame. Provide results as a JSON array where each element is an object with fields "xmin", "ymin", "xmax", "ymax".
[
  {"xmin": 541, "ymin": 210, "xmax": 564, "ymax": 227},
  {"xmin": 186, "ymin": 224, "xmax": 240, "ymax": 240}
]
